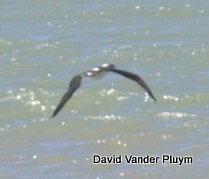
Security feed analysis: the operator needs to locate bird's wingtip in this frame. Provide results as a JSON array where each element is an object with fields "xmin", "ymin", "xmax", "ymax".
[
  {"xmin": 52, "ymin": 108, "xmax": 59, "ymax": 118},
  {"xmin": 52, "ymin": 113, "xmax": 56, "ymax": 118},
  {"xmin": 150, "ymin": 93, "xmax": 157, "ymax": 102}
]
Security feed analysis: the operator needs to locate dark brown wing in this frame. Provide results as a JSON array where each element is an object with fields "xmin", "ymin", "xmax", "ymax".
[
  {"xmin": 52, "ymin": 75, "xmax": 82, "ymax": 117},
  {"xmin": 110, "ymin": 69, "xmax": 157, "ymax": 102}
]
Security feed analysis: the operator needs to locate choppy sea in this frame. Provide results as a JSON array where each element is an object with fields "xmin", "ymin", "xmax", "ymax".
[{"xmin": 0, "ymin": 1, "xmax": 209, "ymax": 178}]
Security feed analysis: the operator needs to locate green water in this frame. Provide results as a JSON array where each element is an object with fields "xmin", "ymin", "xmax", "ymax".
[{"xmin": 0, "ymin": 1, "xmax": 209, "ymax": 178}]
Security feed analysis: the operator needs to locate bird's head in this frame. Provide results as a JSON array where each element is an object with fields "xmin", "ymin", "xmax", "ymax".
[{"xmin": 100, "ymin": 63, "xmax": 115, "ymax": 71}]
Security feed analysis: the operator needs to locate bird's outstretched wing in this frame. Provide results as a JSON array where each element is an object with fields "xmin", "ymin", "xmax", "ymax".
[
  {"xmin": 52, "ymin": 75, "xmax": 82, "ymax": 117},
  {"xmin": 110, "ymin": 69, "xmax": 157, "ymax": 102}
]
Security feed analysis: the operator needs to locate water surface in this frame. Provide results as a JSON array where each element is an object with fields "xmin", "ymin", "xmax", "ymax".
[{"xmin": 0, "ymin": 1, "xmax": 209, "ymax": 178}]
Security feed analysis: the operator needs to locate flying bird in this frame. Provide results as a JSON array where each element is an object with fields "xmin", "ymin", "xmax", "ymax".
[{"xmin": 52, "ymin": 63, "xmax": 157, "ymax": 117}]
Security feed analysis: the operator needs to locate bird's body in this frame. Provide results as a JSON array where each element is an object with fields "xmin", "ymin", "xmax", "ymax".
[
  {"xmin": 82, "ymin": 63, "xmax": 115, "ymax": 77},
  {"xmin": 52, "ymin": 63, "xmax": 156, "ymax": 117}
]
